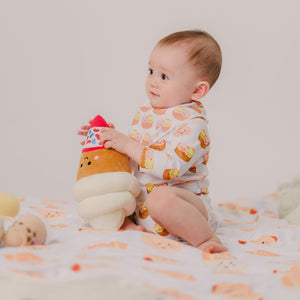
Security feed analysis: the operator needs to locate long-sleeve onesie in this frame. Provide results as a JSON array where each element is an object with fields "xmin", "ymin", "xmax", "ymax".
[{"xmin": 130, "ymin": 100, "xmax": 217, "ymax": 241}]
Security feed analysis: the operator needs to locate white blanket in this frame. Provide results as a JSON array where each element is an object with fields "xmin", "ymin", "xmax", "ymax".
[{"xmin": 0, "ymin": 193, "xmax": 300, "ymax": 300}]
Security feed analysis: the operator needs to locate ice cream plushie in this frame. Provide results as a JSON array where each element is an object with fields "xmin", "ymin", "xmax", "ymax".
[
  {"xmin": 3, "ymin": 214, "xmax": 47, "ymax": 247},
  {"xmin": 0, "ymin": 193, "xmax": 20, "ymax": 217},
  {"xmin": 72, "ymin": 115, "xmax": 140, "ymax": 229}
]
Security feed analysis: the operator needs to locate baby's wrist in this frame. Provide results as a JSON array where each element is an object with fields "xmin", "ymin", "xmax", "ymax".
[{"xmin": 124, "ymin": 138, "xmax": 143, "ymax": 165}]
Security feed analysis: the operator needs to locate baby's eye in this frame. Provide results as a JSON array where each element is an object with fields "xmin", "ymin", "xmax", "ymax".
[
  {"xmin": 149, "ymin": 68, "xmax": 153, "ymax": 75},
  {"xmin": 162, "ymin": 73, "xmax": 168, "ymax": 80}
]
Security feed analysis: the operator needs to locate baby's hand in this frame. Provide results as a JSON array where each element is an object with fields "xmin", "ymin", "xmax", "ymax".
[
  {"xmin": 99, "ymin": 128, "xmax": 130, "ymax": 154},
  {"xmin": 77, "ymin": 120, "xmax": 115, "ymax": 145}
]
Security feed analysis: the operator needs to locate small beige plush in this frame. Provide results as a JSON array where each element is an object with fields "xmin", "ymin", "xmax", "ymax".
[
  {"xmin": 0, "ymin": 193, "xmax": 20, "ymax": 217},
  {"xmin": 3, "ymin": 214, "xmax": 47, "ymax": 247}
]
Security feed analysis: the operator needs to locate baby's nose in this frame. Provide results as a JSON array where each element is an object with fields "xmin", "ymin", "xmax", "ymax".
[{"xmin": 150, "ymin": 77, "xmax": 158, "ymax": 88}]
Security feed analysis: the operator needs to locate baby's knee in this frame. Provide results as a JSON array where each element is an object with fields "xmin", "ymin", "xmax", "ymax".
[{"xmin": 146, "ymin": 186, "xmax": 173, "ymax": 217}]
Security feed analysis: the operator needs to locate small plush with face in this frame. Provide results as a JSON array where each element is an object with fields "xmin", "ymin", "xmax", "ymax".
[{"xmin": 3, "ymin": 214, "xmax": 47, "ymax": 247}]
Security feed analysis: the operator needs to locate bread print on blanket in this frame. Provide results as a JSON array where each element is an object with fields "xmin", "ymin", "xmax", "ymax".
[
  {"xmin": 278, "ymin": 263, "xmax": 300, "ymax": 287},
  {"xmin": 140, "ymin": 148, "xmax": 154, "ymax": 170},
  {"xmin": 238, "ymin": 235, "xmax": 278, "ymax": 246},
  {"xmin": 175, "ymin": 143, "xmax": 195, "ymax": 162},
  {"xmin": 212, "ymin": 282, "xmax": 263, "ymax": 300},
  {"xmin": 142, "ymin": 234, "xmax": 185, "ymax": 253},
  {"xmin": 202, "ymin": 251, "xmax": 248, "ymax": 274},
  {"xmin": 198, "ymin": 129, "xmax": 210, "ymax": 149},
  {"xmin": 163, "ymin": 168, "xmax": 179, "ymax": 180}
]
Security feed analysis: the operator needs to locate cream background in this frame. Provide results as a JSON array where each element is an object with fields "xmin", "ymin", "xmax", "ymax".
[{"xmin": 1, "ymin": 0, "xmax": 299, "ymax": 203}]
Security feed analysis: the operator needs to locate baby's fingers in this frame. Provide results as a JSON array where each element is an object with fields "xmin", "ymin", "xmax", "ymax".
[
  {"xmin": 81, "ymin": 125, "xmax": 90, "ymax": 130},
  {"xmin": 77, "ymin": 130, "xmax": 88, "ymax": 136}
]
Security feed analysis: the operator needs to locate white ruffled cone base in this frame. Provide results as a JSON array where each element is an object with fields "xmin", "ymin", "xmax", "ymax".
[{"xmin": 72, "ymin": 172, "xmax": 140, "ymax": 229}]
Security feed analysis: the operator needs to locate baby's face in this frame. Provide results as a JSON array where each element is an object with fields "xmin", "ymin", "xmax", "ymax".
[{"xmin": 145, "ymin": 44, "xmax": 200, "ymax": 109}]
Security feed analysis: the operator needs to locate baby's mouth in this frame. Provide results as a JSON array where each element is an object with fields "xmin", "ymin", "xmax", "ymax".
[{"xmin": 150, "ymin": 91, "xmax": 159, "ymax": 97}]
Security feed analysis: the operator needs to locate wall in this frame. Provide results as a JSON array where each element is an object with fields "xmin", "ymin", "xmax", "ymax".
[{"xmin": 1, "ymin": 0, "xmax": 299, "ymax": 203}]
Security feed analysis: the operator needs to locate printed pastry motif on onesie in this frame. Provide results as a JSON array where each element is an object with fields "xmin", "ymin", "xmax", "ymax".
[
  {"xmin": 150, "ymin": 138, "xmax": 166, "ymax": 151},
  {"xmin": 153, "ymin": 108, "xmax": 167, "ymax": 115},
  {"xmin": 142, "ymin": 133, "xmax": 154, "ymax": 146},
  {"xmin": 163, "ymin": 168, "xmax": 180, "ymax": 181},
  {"xmin": 145, "ymin": 182, "xmax": 168, "ymax": 194},
  {"xmin": 175, "ymin": 143, "xmax": 195, "ymax": 162},
  {"xmin": 132, "ymin": 111, "xmax": 140, "ymax": 125},
  {"xmin": 142, "ymin": 114, "xmax": 153, "ymax": 129},
  {"xmin": 172, "ymin": 106, "xmax": 191, "ymax": 120},
  {"xmin": 198, "ymin": 129, "xmax": 210, "ymax": 149},
  {"xmin": 156, "ymin": 118, "xmax": 172, "ymax": 132},
  {"xmin": 130, "ymin": 129, "xmax": 142, "ymax": 143},
  {"xmin": 138, "ymin": 202, "xmax": 149, "ymax": 219},
  {"xmin": 140, "ymin": 148, "xmax": 154, "ymax": 170},
  {"xmin": 153, "ymin": 223, "xmax": 169, "ymax": 236},
  {"xmin": 197, "ymin": 187, "xmax": 209, "ymax": 196},
  {"xmin": 203, "ymin": 151, "xmax": 209, "ymax": 165},
  {"xmin": 173, "ymin": 123, "xmax": 192, "ymax": 137}
]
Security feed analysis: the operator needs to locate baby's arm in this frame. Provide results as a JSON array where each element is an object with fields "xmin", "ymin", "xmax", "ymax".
[{"xmin": 99, "ymin": 128, "xmax": 144, "ymax": 164}]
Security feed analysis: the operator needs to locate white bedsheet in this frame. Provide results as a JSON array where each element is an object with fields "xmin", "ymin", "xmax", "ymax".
[{"xmin": 0, "ymin": 193, "xmax": 300, "ymax": 300}]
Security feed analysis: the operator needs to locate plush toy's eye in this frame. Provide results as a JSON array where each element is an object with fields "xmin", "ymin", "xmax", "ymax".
[
  {"xmin": 88, "ymin": 161, "xmax": 91, "ymax": 165},
  {"xmin": 80, "ymin": 164, "xmax": 83, "ymax": 168}
]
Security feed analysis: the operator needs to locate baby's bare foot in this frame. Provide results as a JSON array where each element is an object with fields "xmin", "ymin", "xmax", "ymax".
[
  {"xmin": 121, "ymin": 218, "xmax": 147, "ymax": 232},
  {"xmin": 197, "ymin": 236, "xmax": 228, "ymax": 253}
]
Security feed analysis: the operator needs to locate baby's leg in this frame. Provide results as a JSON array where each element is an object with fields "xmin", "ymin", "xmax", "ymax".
[{"xmin": 146, "ymin": 186, "xmax": 227, "ymax": 253}]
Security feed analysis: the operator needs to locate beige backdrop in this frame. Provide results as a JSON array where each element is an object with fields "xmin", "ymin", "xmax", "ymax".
[{"xmin": 1, "ymin": 0, "xmax": 299, "ymax": 203}]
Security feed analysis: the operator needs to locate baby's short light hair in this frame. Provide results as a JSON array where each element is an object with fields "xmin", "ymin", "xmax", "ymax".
[{"xmin": 157, "ymin": 30, "xmax": 222, "ymax": 88}]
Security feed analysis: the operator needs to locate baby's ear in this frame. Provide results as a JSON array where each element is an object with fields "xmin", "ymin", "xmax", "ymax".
[{"xmin": 191, "ymin": 81, "xmax": 210, "ymax": 100}]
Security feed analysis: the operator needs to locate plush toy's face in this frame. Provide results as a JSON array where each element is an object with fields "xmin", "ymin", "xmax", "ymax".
[
  {"xmin": 77, "ymin": 149, "xmax": 131, "ymax": 180},
  {"xmin": 4, "ymin": 215, "xmax": 47, "ymax": 247}
]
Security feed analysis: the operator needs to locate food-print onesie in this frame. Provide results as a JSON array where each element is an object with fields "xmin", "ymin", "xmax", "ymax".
[{"xmin": 130, "ymin": 100, "xmax": 218, "ymax": 242}]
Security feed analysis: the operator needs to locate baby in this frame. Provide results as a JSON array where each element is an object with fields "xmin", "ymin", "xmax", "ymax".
[{"xmin": 79, "ymin": 30, "xmax": 227, "ymax": 253}]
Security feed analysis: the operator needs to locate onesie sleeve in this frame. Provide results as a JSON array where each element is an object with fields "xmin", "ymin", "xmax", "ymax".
[{"xmin": 139, "ymin": 117, "xmax": 210, "ymax": 181}]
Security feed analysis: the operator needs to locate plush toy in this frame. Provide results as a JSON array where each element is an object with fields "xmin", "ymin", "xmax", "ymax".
[
  {"xmin": 0, "ymin": 214, "xmax": 47, "ymax": 247},
  {"xmin": 0, "ymin": 193, "xmax": 20, "ymax": 217},
  {"xmin": 72, "ymin": 115, "xmax": 140, "ymax": 229},
  {"xmin": 278, "ymin": 175, "xmax": 300, "ymax": 224}
]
